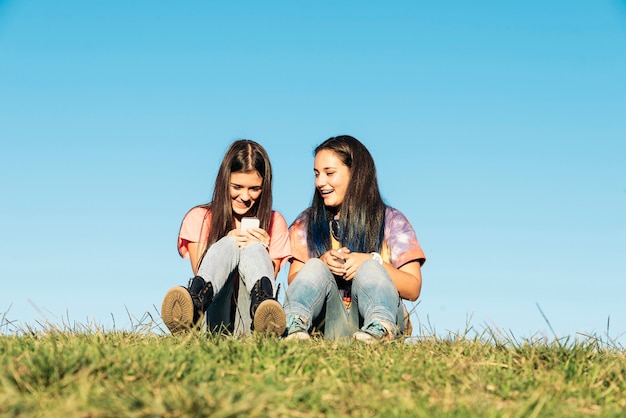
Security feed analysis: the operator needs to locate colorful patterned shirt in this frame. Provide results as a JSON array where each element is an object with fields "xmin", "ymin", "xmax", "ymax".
[
  {"xmin": 290, "ymin": 206, "xmax": 425, "ymax": 266},
  {"xmin": 289, "ymin": 206, "xmax": 426, "ymax": 304}
]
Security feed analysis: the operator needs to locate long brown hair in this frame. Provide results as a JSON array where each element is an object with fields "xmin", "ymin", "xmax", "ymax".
[{"xmin": 195, "ymin": 139, "xmax": 273, "ymax": 248}]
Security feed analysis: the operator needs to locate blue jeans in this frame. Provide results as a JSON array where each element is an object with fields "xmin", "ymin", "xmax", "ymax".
[
  {"xmin": 197, "ymin": 236, "xmax": 275, "ymax": 336},
  {"xmin": 284, "ymin": 258, "xmax": 405, "ymax": 340}
]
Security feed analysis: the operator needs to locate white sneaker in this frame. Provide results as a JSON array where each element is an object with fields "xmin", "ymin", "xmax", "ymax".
[
  {"xmin": 283, "ymin": 331, "xmax": 311, "ymax": 341},
  {"xmin": 352, "ymin": 331, "xmax": 377, "ymax": 343},
  {"xmin": 352, "ymin": 329, "xmax": 392, "ymax": 344}
]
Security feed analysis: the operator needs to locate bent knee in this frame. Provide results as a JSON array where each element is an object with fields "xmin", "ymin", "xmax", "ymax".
[{"xmin": 295, "ymin": 258, "xmax": 334, "ymax": 284}]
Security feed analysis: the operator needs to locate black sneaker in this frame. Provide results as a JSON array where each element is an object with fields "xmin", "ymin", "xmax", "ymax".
[
  {"xmin": 161, "ymin": 276, "xmax": 213, "ymax": 334},
  {"xmin": 250, "ymin": 276, "xmax": 286, "ymax": 335}
]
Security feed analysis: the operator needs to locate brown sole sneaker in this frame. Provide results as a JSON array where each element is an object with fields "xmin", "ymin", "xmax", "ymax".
[
  {"xmin": 161, "ymin": 286, "xmax": 196, "ymax": 334},
  {"xmin": 253, "ymin": 299, "xmax": 286, "ymax": 335}
]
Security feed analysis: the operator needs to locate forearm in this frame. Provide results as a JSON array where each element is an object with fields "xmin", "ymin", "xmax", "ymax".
[
  {"xmin": 273, "ymin": 260, "xmax": 280, "ymax": 279},
  {"xmin": 287, "ymin": 259, "xmax": 303, "ymax": 284},
  {"xmin": 188, "ymin": 242, "xmax": 208, "ymax": 276},
  {"xmin": 385, "ymin": 261, "xmax": 422, "ymax": 301}
]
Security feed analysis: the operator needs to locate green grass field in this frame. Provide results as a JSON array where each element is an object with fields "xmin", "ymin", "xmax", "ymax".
[{"xmin": 1, "ymin": 313, "xmax": 625, "ymax": 417}]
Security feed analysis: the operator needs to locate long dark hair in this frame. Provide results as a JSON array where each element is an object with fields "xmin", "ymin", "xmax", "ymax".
[
  {"xmin": 306, "ymin": 135, "xmax": 386, "ymax": 257},
  {"xmin": 196, "ymin": 139, "xmax": 273, "ymax": 247}
]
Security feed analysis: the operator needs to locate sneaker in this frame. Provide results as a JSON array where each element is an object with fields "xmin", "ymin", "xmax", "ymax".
[
  {"xmin": 254, "ymin": 299, "xmax": 287, "ymax": 335},
  {"xmin": 352, "ymin": 330, "xmax": 378, "ymax": 343},
  {"xmin": 283, "ymin": 331, "xmax": 311, "ymax": 341},
  {"xmin": 161, "ymin": 276, "xmax": 213, "ymax": 335},
  {"xmin": 188, "ymin": 276, "xmax": 214, "ymax": 317},
  {"xmin": 250, "ymin": 277, "xmax": 286, "ymax": 335},
  {"xmin": 352, "ymin": 322, "xmax": 393, "ymax": 344},
  {"xmin": 161, "ymin": 286, "xmax": 194, "ymax": 334}
]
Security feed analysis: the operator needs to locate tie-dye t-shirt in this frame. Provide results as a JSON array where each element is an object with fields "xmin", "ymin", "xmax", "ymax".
[
  {"xmin": 289, "ymin": 206, "xmax": 426, "ymax": 267},
  {"xmin": 289, "ymin": 206, "xmax": 425, "ymax": 306}
]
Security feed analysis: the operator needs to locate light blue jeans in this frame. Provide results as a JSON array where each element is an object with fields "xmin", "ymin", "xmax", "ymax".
[
  {"xmin": 284, "ymin": 258, "xmax": 405, "ymax": 340},
  {"xmin": 197, "ymin": 236, "xmax": 275, "ymax": 336}
]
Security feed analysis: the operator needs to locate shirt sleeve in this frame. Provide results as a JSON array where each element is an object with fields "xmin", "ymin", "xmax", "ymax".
[
  {"xmin": 289, "ymin": 210, "xmax": 310, "ymax": 264},
  {"xmin": 268, "ymin": 211, "xmax": 292, "ymax": 270},
  {"xmin": 384, "ymin": 207, "xmax": 426, "ymax": 268},
  {"xmin": 177, "ymin": 206, "xmax": 211, "ymax": 258}
]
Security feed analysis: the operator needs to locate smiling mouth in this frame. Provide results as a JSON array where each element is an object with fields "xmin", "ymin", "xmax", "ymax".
[
  {"xmin": 235, "ymin": 200, "xmax": 250, "ymax": 208},
  {"xmin": 320, "ymin": 189, "xmax": 333, "ymax": 196}
]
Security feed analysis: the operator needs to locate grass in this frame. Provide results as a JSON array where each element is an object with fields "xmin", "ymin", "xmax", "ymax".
[{"xmin": 1, "ymin": 311, "xmax": 625, "ymax": 417}]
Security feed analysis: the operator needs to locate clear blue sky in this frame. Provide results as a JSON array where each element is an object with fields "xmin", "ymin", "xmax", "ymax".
[{"xmin": 1, "ymin": 1, "xmax": 625, "ymax": 342}]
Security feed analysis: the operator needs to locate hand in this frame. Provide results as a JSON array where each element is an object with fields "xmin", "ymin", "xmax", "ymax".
[
  {"xmin": 321, "ymin": 247, "xmax": 350, "ymax": 278},
  {"xmin": 230, "ymin": 227, "xmax": 270, "ymax": 249},
  {"xmin": 342, "ymin": 252, "xmax": 377, "ymax": 281}
]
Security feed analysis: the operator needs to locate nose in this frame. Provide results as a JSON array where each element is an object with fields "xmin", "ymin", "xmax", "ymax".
[
  {"xmin": 315, "ymin": 174, "xmax": 326, "ymax": 189},
  {"xmin": 240, "ymin": 189, "xmax": 250, "ymax": 202}
]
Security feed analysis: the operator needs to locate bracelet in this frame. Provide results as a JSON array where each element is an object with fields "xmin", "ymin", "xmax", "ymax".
[{"xmin": 370, "ymin": 252, "xmax": 383, "ymax": 265}]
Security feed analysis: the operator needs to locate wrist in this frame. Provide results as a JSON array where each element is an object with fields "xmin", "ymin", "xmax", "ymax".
[{"xmin": 370, "ymin": 252, "xmax": 383, "ymax": 265}]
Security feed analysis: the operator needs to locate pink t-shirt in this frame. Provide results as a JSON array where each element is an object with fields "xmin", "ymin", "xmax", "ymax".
[
  {"xmin": 289, "ymin": 206, "xmax": 426, "ymax": 268},
  {"xmin": 178, "ymin": 206, "xmax": 292, "ymax": 269}
]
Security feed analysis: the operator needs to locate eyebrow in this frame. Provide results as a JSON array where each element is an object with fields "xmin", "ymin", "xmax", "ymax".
[{"xmin": 230, "ymin": 182, "xmax": 262, "ymax": 188}]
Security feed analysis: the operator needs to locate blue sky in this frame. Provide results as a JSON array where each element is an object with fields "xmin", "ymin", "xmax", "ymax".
[{"xmin": 1, "ymin": 1, "xmax": 625, "ymax": 342}]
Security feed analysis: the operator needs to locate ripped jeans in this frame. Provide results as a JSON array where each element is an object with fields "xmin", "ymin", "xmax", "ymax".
[{"xmin": 283, "ymin": 258, "xmax": 406, "ymax": 340}]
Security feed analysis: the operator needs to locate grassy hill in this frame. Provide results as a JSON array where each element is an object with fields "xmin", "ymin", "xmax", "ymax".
[{"xmin": 1, "ymin": 315, "xmax": 625, "ymax": 417}]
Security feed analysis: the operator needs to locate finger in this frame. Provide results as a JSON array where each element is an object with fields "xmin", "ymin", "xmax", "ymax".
[
  {"xmin": 253, "ymin": 230, "xmax": 267, "ymax": 242},
  {"xmin": 332, "ymin": 267, "xmax": 345, "ymax": 277},
  {"xmin": 252, "ymin": 228, "xmax": 267, "ymax": 238}
]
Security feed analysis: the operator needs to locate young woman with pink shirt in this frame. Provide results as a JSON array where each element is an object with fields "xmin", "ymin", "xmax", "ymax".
[{"xmin": 161, "ymin": 139, "xmax": 291, "ymax": 336}]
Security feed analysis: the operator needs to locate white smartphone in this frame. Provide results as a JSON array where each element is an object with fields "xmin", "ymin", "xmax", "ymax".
[{"xmin": 240, "ymin": 217, "xmax": 260, "ymax": 232}]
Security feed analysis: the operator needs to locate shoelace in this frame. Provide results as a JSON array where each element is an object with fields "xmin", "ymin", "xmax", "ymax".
[{"xmin": 190, "ymin": 281, "xmax": 212, "ymax": 312}]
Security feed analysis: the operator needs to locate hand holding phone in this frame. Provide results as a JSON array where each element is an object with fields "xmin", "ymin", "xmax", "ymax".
[
  {"xmin": 240, "ymin": 217, "xmax": 260, "ymax": 232},
  {"xmin": 335, "ymin": 249, "xmax": 346, "ymax": 265}
]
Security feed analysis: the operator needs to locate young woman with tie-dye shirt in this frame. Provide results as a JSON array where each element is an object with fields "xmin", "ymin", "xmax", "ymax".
[{"xmin": 283, "ymin": 135, "xmax": 426, "ymax": 342}]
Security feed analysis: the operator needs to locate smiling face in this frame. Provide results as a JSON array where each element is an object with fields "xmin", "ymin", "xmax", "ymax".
[
  {"xmin": 314, "ymin": 149, "xmax": 351, "ymax": 209},
  {"xmin": 230, "ymin": 170, "xmax": 263, "ymax": 217}
]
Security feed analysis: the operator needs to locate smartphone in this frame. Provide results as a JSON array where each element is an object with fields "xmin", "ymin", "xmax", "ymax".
[
  {"xmin": 240, "ymin": 217, "xmax": 260, "ymax": 232},
  {"xmin": 335, "ymin": 249, "xmax": 346, "ymax": 264}
]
